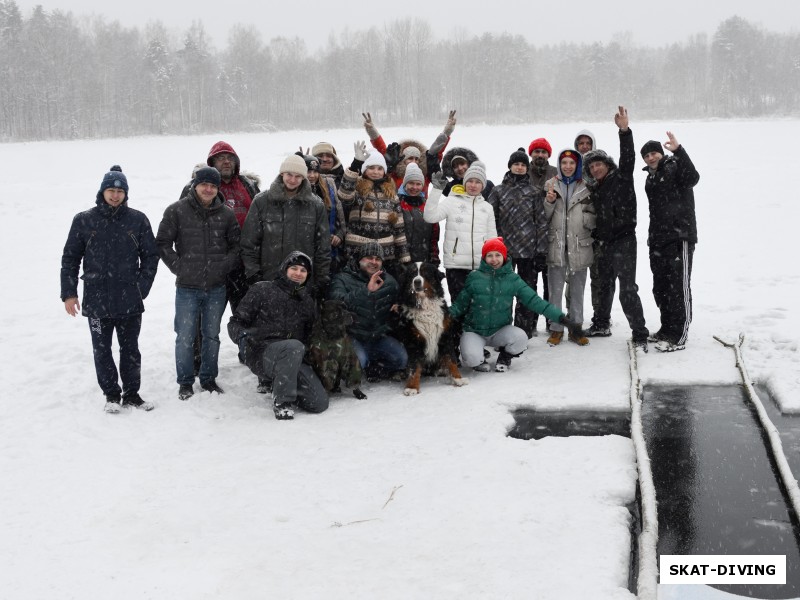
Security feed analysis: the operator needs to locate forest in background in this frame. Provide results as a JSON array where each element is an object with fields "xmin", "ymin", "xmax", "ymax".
[{"xmin": 0, "ymin": 1, "xmax": 797, "ymax": 141}]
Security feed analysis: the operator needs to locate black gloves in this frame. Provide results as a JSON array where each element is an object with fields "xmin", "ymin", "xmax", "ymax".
[
  {"xmin": 385, "ymin": 142, "xmax": 402, "ymax": 173},
  {"xmin": 426, "ymin": 150, "xmax": 441, "ymax": 176},
  {"xmin": 558, "ymin": 315, "xmax": 584, "ymax": 339}
]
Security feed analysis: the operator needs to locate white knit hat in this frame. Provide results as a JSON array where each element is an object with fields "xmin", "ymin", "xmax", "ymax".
[
  {"xmin": 360, "ymin": 151, "xmax": 388, "ymax": 174},
  {"xmin": 402, "ymin": 146, "xmax": 421, "ymax": 159},
  {"xmin": 403, "ymin": 163, "xmax": 424, "ymax": 185},
  {"xmin": 463, "ymin": 160, "xmax": 487, "ymax": 188},
  {"xmin": 279, "ymin": 154, "xmax": 308, "ymax": 178}
]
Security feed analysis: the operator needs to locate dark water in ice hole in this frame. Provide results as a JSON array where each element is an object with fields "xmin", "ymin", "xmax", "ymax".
[{"xmin": 509, "ymin": 385, "xmax": 800, "ymax": 598}]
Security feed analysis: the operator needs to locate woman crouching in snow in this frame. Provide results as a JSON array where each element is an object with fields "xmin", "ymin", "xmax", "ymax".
[{"xmin": 448, "ymin": 237, "xmax": 583, "ymax": 373}]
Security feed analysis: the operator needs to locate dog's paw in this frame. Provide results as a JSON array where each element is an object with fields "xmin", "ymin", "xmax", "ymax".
[
  {"xmin": 451, "ymin": 377, "xmax": 469, "ymax": 386},
  {"xmin": 352, "ymin": 388, "xmax": 367, "ymax": 400},
  {"xmin": 403, "ymin": 387, "xmax": 419, "ymax": 396}
]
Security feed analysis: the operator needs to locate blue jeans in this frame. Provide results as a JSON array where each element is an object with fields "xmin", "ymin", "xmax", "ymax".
[
  {"xmin": 352, "ymin": 335, "xmax": 408, "ymax": 373},
  {"xmin": 174, "ymin": 285, "xmax": 227, "ymax": 386}
]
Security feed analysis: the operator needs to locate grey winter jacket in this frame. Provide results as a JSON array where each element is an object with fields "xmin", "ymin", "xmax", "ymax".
[
  {"xmin": 543, "ymin": 177, "xmax": 595, "ymax": 271},
  {"xmin": 156, "ymin": 189, "xmax": 241, "ymax": 290},
  {"xmin": 240, "ymin": 176, "xmax": 331, "ymax": 287}
]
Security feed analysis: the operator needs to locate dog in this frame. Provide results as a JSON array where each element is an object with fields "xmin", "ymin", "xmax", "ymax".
[
  {"xmin": 394, "ymin": 262, "xmax": 468, "ymax": 396},
  {"xmin": 308, "ymin": 299, "xmax": 367, "ymax": 400}
]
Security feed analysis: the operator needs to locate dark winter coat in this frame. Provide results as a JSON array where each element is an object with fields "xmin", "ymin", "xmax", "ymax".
[
  {"xmin": 240, "ymin": 176, "xmax": 331, "ymax": 287},
  {"xmin": 398, "ymin": 188, "xmax": 440, "ymax": 264},
  {"xmin": 583, "ymin": 129, "xmax": 639, "ymax": 243},
  {"xmin": 156, "ymin": 188, "xmax": 241, "ymax": 290},
  {"xmin": 449, "ymin": 259, "xmax": 564, "ymax": 337},
  {"xmin": 643, "ymin": 145, "xmax": 700, "ymax": 249},
  {"xmin": 61, "ymin": 196, "xmax": 159, "ymax": 319},
  {"xmin": 228, "ymin": 254, "xmax": 316, "ymax": 352},
  {"xmin": 328, "ymin": 261, "xmax": 399, "ymax": 343},
  {"xmin": 338, "ymin": 170, "xmax": 411, "ymax": 264},
  {"xmin": 487, "ymin": 171, "xmax": 547, "ymax": 258},
  {"xmin": 528, "ymin": 162, "xmax": 558, "ymax": 193}
]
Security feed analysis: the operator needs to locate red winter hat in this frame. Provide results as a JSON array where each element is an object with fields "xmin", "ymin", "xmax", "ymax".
[
  {"xmin": 482, "ymin": 237, "xmax": 508, "ymax": 261},
  {"xmin": 528, "ymin": 138, "xmax": 552, "ymax": 157}
]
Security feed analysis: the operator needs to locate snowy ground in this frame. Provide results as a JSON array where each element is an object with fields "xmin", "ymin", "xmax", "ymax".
[{"xmin": 1, "ymin": 119, "xmax": 798, "ymax": 599}]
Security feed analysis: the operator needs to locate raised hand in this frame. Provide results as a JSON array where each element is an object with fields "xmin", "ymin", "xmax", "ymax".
[
  {"xmin": 443, "ymin": 109, "xmax": 457, "ymax": 136},
  {"xmin": 614, "ymin": 105, "xmax": 629, "ymax": 131},
  {"xmin": 298, "ymin": 145, "xmax": 310, "ymax": 155},
  {"xmin": 545, "ymin": 180, "xmax": 556, "ymax": 203},
  {"xmin": 431, "ymin": 170, "xmax": 448, "ymax": 191},
  {"xmin": 362, "ymin": 112, "xmax": 379, "ymax": 139},
  {"xmin": 353, "ymin": 140, "xmax": 368, "ymax": 162},
  {"xmin": 664, "ymin": 131, "xmax": 680, "ymax": 152}
]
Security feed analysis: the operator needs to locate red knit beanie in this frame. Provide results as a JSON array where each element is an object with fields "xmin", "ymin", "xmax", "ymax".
[
  {"xmin": 482, "ymin": 237, "xmax": 508, "ymax": 262},
  {"xmin": 527, "ymin": 138, "xmax": 552, "ymax": 157}
]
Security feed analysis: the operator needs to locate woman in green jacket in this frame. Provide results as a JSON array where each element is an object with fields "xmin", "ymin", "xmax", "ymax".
[{"xmin": 449, "ymin": 237, "xmax": 582, "ymax": 372}]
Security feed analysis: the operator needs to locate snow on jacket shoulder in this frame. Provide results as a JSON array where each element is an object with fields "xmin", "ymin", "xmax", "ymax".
[
  {"xmin": 487, "ymin": 171, "xmax": 547, "ymax": 258},
  {"xmin": 423, "ymin": 187, "xmax": 497, "ymax": 270},
  {"xmin": 644, "ymin": 145, "xmax": 700, "ymax": 248}
]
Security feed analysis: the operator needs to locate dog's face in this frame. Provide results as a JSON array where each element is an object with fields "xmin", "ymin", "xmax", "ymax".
[
  {"xmin": 319, "ymin": 299, "xmax": 353, "ymax": 338},
  {"xmin": 399, "ymin": 262, "xmax": 445, "ymax": 305}
]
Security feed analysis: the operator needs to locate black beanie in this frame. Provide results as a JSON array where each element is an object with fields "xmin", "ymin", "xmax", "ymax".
[
  {"xmin": 282, "ymin": 251, "xmax": 313, "ymax": 274},
  {"xmin": 508, "ymin": 147, "xmax": 530, "ymax": 169},
  {"xmin": 194, "ymin": 166, "xmax": 221, "ymax": 187},
  {"xmin": 640, "ymin": 140, "xmax": 664, "ymax": 158}
]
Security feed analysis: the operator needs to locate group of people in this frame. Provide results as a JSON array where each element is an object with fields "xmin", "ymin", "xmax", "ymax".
[{"xmin": 60, "ymin": 106, "xmax": 700, "ymax": 419}]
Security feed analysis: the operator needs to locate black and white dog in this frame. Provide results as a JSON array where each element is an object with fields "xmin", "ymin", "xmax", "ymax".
[{"xmin": 395, "ymin": 262, "xmax": 467, "ymax": 396}]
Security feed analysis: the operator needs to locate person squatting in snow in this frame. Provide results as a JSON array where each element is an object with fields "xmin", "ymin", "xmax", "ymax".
[
  {"xmin": 60, "ymin": 166, "xmax": 159, "ymax": 413},
  {"xmin": 228, "ymin": 251, "xmax": 328, "ymax": 421},
  {"xmin": 448, "ymin": 237, "xmax": 584, "ymax": 373}
]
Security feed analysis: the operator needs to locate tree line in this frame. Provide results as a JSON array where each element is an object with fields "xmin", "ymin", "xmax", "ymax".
[{"xmin": 0, "ymin": 2, "xmax": 797, "ymax": 142}]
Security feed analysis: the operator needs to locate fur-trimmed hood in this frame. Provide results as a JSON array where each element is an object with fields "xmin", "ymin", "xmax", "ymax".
[
  {"xmin": 355, "ymin": 176, "xmax": 398, "ymax": 201},
  {"xmin": 265, "ymin": 174, "xmax": 318, "ymax": 202},
  {"xmin": 393, "ymin": 139, "xmax": 428, "ymax": 180},
  {"xmin": 442, "ymin": 146, "xmax": 480, "ymax": 179}
]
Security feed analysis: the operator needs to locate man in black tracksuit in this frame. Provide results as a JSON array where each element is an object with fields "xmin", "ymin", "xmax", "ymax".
[
  {"xmin": 583, "ymin": 106, "xmax": 649, "ymax": 349},
  {"xmin": 641, "ymin": 132, "xmax": 700, "ymax": 352}
]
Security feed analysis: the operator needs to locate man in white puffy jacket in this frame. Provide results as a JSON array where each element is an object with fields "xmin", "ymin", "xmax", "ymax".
[{"xmin": 424, "ymin": 161, "xmax": 497, "ymax": 303}]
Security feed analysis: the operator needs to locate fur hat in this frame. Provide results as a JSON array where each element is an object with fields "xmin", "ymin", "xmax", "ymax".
[
  {"xmin": 280, "ymin": 154, "xmax": 308, "ymax": 178},
  {"xmin": 402, "ymin": 163, "xmax": 424, "ymax": 186},
  {"xmin": 482, "ymin": 237, "xmax": 507, "ymax": 262},
  {"xmin": 312, "ymin": 142, "xmax": 337, "ymax": 157},
  {"xmin": 527, "ymin": 138, "xmax": 552, "ymax": 157},
  {"xmin": 356, "ymin": 241, "xmax": 384, "ymax": 261},
  {"xmin": 508, "ymin": 147, "xmax": 530, "ymax": 169},
  {"xmin": 99, "ymin": 165, "xmax": 128, "ymax": 194},
  {"xmin": 194, "ymin": 166, "xmax": 221, "ymax": 187},
  {"xmin": 463, "ymin": 161, "xmax": 487, "ymax": 188},
  {"xmin": 402, "ymin": 146, "xmax": 421, "ymax": 160},
  {"xmin": 640, "ymin": 140, "xmax": 664, "ymax": 158},
  {"xmin": 361, "ymin": 151, "xmax": 387, "ymax": 174}
]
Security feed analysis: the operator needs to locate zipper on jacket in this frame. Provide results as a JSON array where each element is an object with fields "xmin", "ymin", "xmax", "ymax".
[{"xmin": 470, "ymin": 196, "xmax": 476, "ymax": 270}]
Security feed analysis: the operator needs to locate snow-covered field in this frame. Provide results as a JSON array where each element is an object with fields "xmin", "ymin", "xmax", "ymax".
[{"xmin": 1, "ymin": 119, "xmax": 797, "ymax": 599}]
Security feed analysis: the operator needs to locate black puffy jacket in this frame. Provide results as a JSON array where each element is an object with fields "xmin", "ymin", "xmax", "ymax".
[
  {"xmin": 644, "ymin": 146, "xmax": 700, "ymax": 248},
  {"xmin": 60, "ymin": 196, "xmax": 159, "ymax": 319},
  {"xmin": 156, "ymin": 188, "xmax": 241, "ymax": 290}
]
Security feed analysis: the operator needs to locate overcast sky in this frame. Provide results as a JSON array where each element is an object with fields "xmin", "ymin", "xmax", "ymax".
[{"xmin": 14, "ymin": 0, "xmax": 799, "ymax": 49}]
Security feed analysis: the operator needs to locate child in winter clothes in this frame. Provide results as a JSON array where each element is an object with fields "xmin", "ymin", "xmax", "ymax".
[
  {"xmin": 487, "ymin": 148, "xmax": 549, "ymax": 338},
  {"xmin": 544, "ymin": 149, "xmax": 595, "ymax": 347},
  {"xmin": 338, "ymin": 142, "xmax": 411, "ymax": 275},
  {"xmin": 398, "ymin": 163, "xmax": 440, "ymax": 265},
  {"xmin": 449, "ymin": 237, "xmax": 582, "ymax": 373},
  {"xmin": 228, "ymin": 251, "xmax": 328, "ymax": 420},
  {"xmin": 424, "ymin": 161, "xmax": 497, "ymax": 303}
]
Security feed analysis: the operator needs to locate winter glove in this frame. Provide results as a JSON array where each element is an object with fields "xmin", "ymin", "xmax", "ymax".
[
  {"xmin": 426, "ymin": 150, "xmax": 442, "ymax": 176},
  {"xmin": 384, "ymin": 142, "xmax": 402, "ymax": 173},
  {"xmin": 534, "ymin": 253, "xmax": 547, "ymax": 272},
  {"xmin": 353, "ymin": 140, "xmax": 368, "ymax": 162},
  {"xmin": 443, "ymin": 109, "xmax": 457, "ymax": 137},
  {"xmin": 362, "ymin": 112, "xmax": 379, "ymax": 140},
  {"xmin": 431, "ymin": 171, "xmax": 448, "ymax": 191},
  {"xmin": 558, "ymin": 315, "xmax": 584, "ymax": 340}
]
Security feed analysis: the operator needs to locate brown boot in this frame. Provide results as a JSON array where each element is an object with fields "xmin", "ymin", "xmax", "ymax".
[
  {"xmin": 568, "ymin": 332, "xmax": 590, "ymax": 346},
  {"xmin": 547, "ymin": 331, "xmax": 563, "ymax": 346}
]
